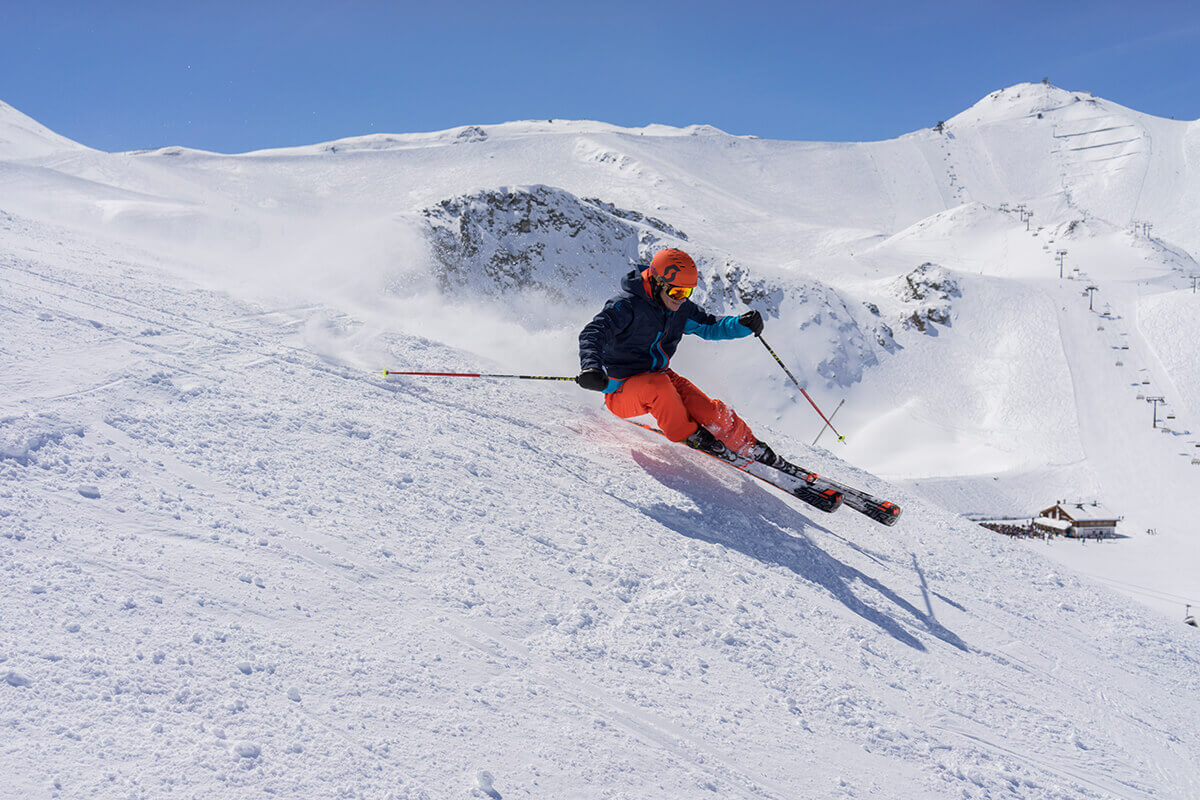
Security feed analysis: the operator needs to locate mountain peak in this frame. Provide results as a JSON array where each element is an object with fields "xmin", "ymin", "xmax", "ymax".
[
  {"xmin": 0, "ymin": 99, "xmax": 89, "ymax": 160},
  {"xmin": 948, "ymin": 82, "xmax": 1110, "ymax": 127}
]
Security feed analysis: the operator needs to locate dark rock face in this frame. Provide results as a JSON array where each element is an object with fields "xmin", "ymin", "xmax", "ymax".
[
  {"xmin": 895, "ymin": 263, "xmax": 959, "ymax": 334},
  {"xmin": 421, "ymin": 185, "xmax": 666, "ymax": 298}
]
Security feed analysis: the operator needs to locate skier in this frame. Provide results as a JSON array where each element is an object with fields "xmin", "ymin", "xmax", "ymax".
[{"xmin": 576, "ymin": 247, "xmax": 781, "ymax": 466}]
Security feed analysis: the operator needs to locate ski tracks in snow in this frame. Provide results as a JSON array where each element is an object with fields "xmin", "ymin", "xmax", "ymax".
[
  {"xmin": 5, "ymin": 219, "xmax": 1200, "ymax": 798},
  {"xmin": 0, "ymin": 237, "xmax": 813, "ymax": 797}
]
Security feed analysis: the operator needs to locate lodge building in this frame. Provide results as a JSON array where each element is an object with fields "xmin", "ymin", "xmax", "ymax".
[{"xmin": 1033, "ymin": 502, "xmax": 1121, "ymax": 538}]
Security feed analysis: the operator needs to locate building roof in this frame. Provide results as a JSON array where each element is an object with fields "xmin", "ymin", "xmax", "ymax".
[
  {"xmin": 1034, "ymin": 516, "xmax": 1073, "ymax": 531},
  {"xmin": 1042, "ymin": 502, "xmax": 1119, "ymax": 522}
]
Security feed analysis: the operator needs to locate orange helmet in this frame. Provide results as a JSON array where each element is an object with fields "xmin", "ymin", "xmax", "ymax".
[{"xmin": 647, "ymin": 248, "xmax": 697, "ymax": 288}]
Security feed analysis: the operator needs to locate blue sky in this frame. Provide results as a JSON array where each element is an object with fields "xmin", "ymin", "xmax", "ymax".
[{"xmin": 3, "ymin": 0, "xmax": 1198, "ymax": 153}]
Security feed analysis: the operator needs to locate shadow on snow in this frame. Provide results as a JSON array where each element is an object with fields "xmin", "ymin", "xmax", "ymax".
[{"xmin": 630, "ymin": 449, "xmax": 968, "ymax": 653}]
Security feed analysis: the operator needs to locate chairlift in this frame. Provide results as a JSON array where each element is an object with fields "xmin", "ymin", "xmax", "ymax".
[
  {"xmin": 1187, "ymin": 605, "xmax": 1198, "ymax": 627},
  {"xmin": 1167, "ymin": 414, "xmax": 1176, "ymax": 420}
]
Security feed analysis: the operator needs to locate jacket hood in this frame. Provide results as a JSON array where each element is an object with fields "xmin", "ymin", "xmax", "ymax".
[{"xmin": 619, "ymin": 267, "xmax": 652, "ymax": 300}]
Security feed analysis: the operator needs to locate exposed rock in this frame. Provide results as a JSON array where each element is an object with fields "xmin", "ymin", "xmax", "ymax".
[
  {"xmin": 421, "ymin": 185, "xmax": 680, "ymax": 298},
  {"xmin": 705, "ymin": 261, "xmax": 782, "ymax": 317},
  {"xmin": 455, "ymin": 126, "xmax": 488, "ymax": 144},
  {"xmin": 581, "ymin": 198, "xmax": 687, "ymax": 240},
  {"xmin": 894, "ymin": 263, "xmax": 959, "ymax": 334}
]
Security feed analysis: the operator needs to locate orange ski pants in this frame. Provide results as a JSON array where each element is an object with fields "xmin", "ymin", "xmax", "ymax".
[{"xmin": 605, "ymin": 370, "xmax": 757, "ymax": 455}]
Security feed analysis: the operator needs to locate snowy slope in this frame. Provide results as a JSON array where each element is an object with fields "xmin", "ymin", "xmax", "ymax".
[
  {"xmin": 4, "ymin": 84, "xmax": 1200, "ymax": 797},
  {"xmin": 4, "ymin": 213, "xmax": 1199, "ymax": 799}
]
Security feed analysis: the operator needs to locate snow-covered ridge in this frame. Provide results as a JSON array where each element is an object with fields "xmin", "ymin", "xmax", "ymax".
[
  {"xmin": 947, "ymin": 82, "xmax": 1111, "ymax": 126},
  {"xmin": 0, "ymin": 99, "xmax": 90, "ymax": 160},
  {"xmin": 210, "ymin": 119, "xmax": 746, "ymax": 159}
]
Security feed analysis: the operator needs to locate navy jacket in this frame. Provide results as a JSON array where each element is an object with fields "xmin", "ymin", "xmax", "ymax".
[{"xmin": 579, "ymin": 268, "xmax": 751, "ymax": 392}]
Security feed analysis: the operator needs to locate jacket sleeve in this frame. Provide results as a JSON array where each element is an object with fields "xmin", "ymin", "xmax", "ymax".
[
  {"xmin": 683, "ymin": 304, "xmax": 753, "ymax": 341},
  {"xmin": 579, "ymin": 299, "xmax": 634, "ymax": 372}
]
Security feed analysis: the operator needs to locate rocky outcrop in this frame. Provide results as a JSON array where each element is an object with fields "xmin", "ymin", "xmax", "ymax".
[
  {"xmin": 421, "ymin": 185, "xmax": 679, "ymax": 298},
  {"xmin": 894, "ymin": 263, "xmax": 959, "ymax": 334}
]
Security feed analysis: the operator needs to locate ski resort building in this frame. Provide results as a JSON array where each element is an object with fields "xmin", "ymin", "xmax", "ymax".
[{"xmin": 1035, "ymin": 502, "xmax": 1121, "ymax": 538}]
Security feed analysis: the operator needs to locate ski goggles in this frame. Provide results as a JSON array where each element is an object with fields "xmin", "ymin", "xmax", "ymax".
[{"xmin": 664, "ymin": 284, "xmax": 694, "ymax": 300}]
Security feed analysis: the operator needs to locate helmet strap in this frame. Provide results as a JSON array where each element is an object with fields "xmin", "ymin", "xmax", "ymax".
[{"xmin": 650, "ymin": 277, "xmax": 672, "ymax": 309}]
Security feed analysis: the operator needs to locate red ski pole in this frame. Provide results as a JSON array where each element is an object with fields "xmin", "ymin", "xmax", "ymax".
[{"xmin": 756, "ymin": 336, "xmax": 847, "ymax": 444}]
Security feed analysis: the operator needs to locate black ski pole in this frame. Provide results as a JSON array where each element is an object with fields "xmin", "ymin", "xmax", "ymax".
[{"xmin": 382, "ymin": 369, "xmax": 575, "ymax": 382}]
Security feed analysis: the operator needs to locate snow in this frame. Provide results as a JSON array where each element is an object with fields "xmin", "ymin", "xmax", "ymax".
[{"xmin": 3, "ymin": 83, "xmax": 1200, "ymax": 797}]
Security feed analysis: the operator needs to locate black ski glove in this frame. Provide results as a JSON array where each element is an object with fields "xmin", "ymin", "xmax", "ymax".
[
  {"xmin": 738, "ymin": 310, "xmax": 764, "ymax": 336},
  {"xmin": 576, "ymin": 369, "xmax": 609, "ymax": 392}
]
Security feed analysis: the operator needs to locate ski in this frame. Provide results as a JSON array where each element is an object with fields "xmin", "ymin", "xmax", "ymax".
[
  {"xmin": 628, "ymin": 421, "xmax": 902, "ymax": 526},
  {"xmin": 627, "ymin": 422, "xmax": 843, "ymax": 513},
  {"xmin": 772, "ymin": 458, "xmax": 902, "ymax": 527}
]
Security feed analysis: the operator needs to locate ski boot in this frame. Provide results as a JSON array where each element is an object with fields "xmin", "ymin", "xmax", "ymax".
[
  {"xmin": 749, "ymin": 440, "xmax": 784, "ymax": 468},
  {"xmin": 684, "ymin": 425, "xmax": 730, "ymax": 458}
]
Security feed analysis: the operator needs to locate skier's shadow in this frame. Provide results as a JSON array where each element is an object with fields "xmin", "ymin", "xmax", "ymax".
[{"xmin": 630, "ymin": 450, "xmax": 967, "ymax": 653}]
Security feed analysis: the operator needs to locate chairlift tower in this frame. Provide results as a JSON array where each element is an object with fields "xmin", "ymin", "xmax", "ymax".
[
  {"xmin": 1056, "ymin": 249, "xmax": 1068, "ymax": 278},
  {"xmin": 1016, "ymin": 205, "xmax": 1033, "ymax": 231},
  {"xmin": 1085, "ymin": 285, "xmax": 1098, "ymax": 310},
  {"xmin": 1146, "ymin": 396, "xmax": 1166, "ymax": 428}
]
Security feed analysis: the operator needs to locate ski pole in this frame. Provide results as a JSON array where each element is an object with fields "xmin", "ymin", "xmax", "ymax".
[
  {"xmin": 382, "ymin": 370, "xmax": 575, "ymax": 382},
  {"xmin": 756, "ymin": 336, "xmax": 847, "ymax": 444},
  {"xmin": 811, "ymin": 398, "xmax": 845, "ymax": 446}
]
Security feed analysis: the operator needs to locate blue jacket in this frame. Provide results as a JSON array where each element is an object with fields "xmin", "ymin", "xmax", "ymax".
[{"xmin": 579, "ymin": 268, "xmax": 752, "ymax": 392}]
